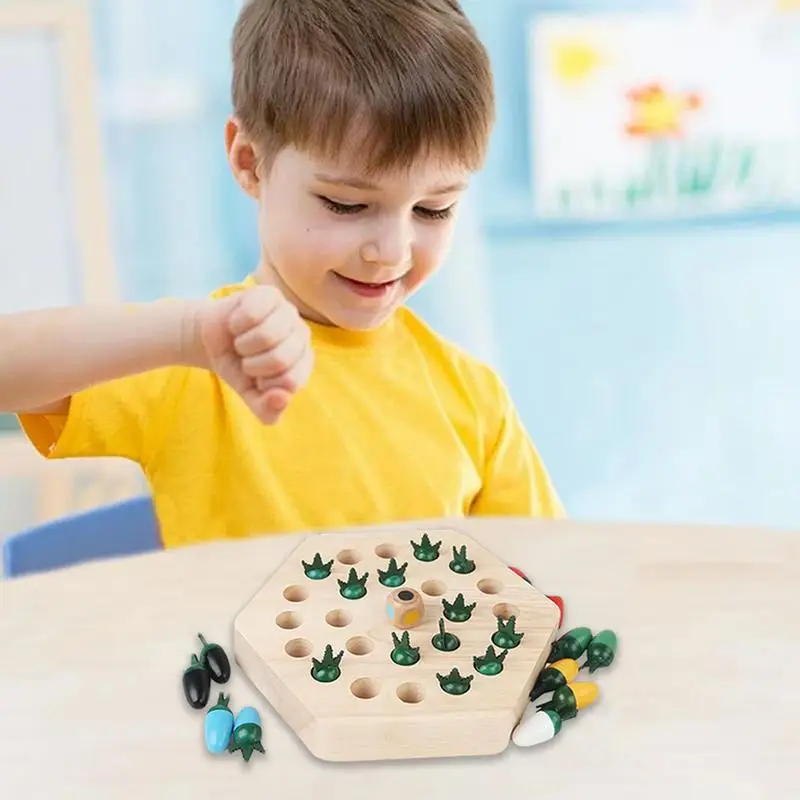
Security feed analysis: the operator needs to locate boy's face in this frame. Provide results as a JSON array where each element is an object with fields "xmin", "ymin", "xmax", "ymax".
[{"xmin": 226, "ymin": 120, "xmax": 470, "ymax": 329}]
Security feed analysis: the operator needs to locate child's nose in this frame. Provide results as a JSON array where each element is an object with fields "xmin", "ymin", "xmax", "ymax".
[{"xmin": 361, "ymin": 221, "xmax": 412, "ymax": 268}]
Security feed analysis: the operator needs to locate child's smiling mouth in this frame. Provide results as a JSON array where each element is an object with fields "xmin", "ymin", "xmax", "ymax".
[{"xmin": 333, "ymin": 272, "xmax": 403, "ymax": 299}]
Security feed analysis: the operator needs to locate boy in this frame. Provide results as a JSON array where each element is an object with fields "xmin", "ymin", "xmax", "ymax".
[{"xmin": 0, "ymin": 0, "xmax": 564, "ymax": 548}]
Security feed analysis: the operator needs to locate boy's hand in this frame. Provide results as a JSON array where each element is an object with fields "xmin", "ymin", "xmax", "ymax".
[{"xmin": 198, "ymin": 286, "xmax": 313, "ymax": 424}]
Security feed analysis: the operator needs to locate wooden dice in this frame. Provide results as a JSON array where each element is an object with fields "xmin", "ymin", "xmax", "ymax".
[{"xmin": 385, "ymin": 588, "xmax": 425, "ymax": 630}]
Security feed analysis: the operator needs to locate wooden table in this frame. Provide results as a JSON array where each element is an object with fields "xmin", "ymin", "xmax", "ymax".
[{"xmin": 1, "ymin": 517, "xmax": 798, "ymax": 798}]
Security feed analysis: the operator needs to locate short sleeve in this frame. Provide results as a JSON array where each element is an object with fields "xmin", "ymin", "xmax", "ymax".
[
  {"xmin": 469, "ymin": 372, "xmax": 565, "ymax": 520},
  {"xmin": 16, "ymin": 282, "xmax": 251, "ymax": 469},
  {"xmin": 17, "ymin": 367, "xmax": 183, "ymax": 467}
]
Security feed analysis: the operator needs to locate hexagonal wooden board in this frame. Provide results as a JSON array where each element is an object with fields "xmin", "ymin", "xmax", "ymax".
[{"xmin": 233, "ymin": 527, "xmax": 560, "ymax": 762}]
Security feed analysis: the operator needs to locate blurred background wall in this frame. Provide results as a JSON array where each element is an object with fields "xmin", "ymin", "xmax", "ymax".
[
  {"xmin": 1, "ymin": 0, "xmax": 799, "ymax": 539},
  {"xmin": 460, "ymin": 0, "xmax": 800, "ymax": 529}
]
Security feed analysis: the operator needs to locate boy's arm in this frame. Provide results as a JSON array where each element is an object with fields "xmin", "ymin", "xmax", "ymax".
[
  {"xmin": 0, "ymin": 301, "xmax": 206, "ymax": 415},
  {"xmin": 1, "ymin": 286, "xmax": 313, "ymax": 462},
  {"xmin": 469, "ymin": 372, "xmax": 565, "ymax": 520}
]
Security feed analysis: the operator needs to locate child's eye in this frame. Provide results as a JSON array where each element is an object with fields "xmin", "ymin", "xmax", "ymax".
[
  {"xmin": 318, "ymin": 196, "xmax": 366, "ymax": 215},
  {"xmin": 414, "ymin": 204, "xmax": 456, "ymax": 221},
  {"xmin": 317, "ymin": 195, "xmax": 456, "ymax": 221}
]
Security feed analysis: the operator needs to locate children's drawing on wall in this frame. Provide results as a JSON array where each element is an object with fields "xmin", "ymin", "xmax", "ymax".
[{"xmin": 528, "ymin": 11, "xmax": 800, "ymax": 221}]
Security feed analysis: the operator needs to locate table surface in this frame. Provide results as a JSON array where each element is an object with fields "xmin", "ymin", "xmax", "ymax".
[{"xmin": 1, "ymin": 516, "xmax": 799, "ymax": 799}]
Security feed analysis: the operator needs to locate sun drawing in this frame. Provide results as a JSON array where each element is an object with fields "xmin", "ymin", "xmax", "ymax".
[{"xmin": 549, "ymin": 38, "xmax": 606, "ymax": 83}]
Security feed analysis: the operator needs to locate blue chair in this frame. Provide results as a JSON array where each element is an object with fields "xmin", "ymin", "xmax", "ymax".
[{"xmin": 2, "ymin": 495, "xmax": 163, "ymax": 579}]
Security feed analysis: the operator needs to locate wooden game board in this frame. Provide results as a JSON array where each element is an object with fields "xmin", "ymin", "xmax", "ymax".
[{"xmin": 233, "ymin": 527, "xmax": 560, "ymax": 762}]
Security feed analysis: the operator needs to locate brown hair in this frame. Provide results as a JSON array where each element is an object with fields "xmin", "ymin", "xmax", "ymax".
[{"xmin": 231, "ymin": 0, "xmax": 495, "ymax": 174}]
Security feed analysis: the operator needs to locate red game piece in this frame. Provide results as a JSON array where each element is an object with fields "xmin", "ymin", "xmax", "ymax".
[
  {"xmin": 508, "ymin": 567, "xmax": 563, "ymax": 627},
  {"xmin": 508, "ymin": 565, "xmax": 531, "ymax": 584},
  {"xmin": 546, "ymin": 595, "xmax": 564, "ymax": 628}
]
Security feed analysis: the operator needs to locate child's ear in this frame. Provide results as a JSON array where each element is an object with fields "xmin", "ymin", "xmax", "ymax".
[{"xmin": 225, "ymin": 118, "xmax": 260, "ymax": 198}]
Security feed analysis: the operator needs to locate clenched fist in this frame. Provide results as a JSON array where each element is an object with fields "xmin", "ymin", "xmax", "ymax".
[{"xmin": 199, "ymin": 285, "xmax": 313, "ymax": 423}]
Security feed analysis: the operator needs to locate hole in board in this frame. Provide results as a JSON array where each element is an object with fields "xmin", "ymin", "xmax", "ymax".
[
  {"xmin": 350, "ymin": 677, "xmax": 380, "ymax": 699},
  {"xmin": 285, "ymin": 638, "xmax": 313, "ymax": 658},
  {"xmin": 478, "ymin": 578, "xmax": 502, "ymax": 595},
  {"xmin": 337, "ymin": 549, "xmax": 362, "ymax": 565},
  {"xmin": 421, "ymin": 580, "xmax": 446, "ymax": 597},
  {"xmin": 397, "ymin": 682, "xmax": 425, "ymax": 704},
  {"xmin": 283, "ymin": 585, "xmax": 309, "ymax": 602},
  {"xmin": 374, "ymin": 543, "xmax": 398, "ymax": 559},
  {"xmin": 492, "ymin": 603, "xmax": 520, "ymax": 621},
  {"xmin": 276, "ymin": 611, "xmax": 302, "ymax": 630},
  {"xmin": 346, "ymin": 636, "xmax": 374, "ymax": 656},
  {"xmin": 325, "ymin": 609, "xmax": 353, "ymax": 628}
]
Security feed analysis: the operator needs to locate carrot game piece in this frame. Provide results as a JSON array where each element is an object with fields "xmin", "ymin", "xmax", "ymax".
[
  {"xmin": 390, "ymin": 631, "xmax": 421, "ymax": 666},
  {"xmin": 442, "ymin": 592, "xmax": 477, "ymax": 623},
  {"xmin": 302, "ymin": 553, "xmax": 334, "ymax": 580},
  {"xmin": 529, "ymin": 658, "xmax": 579, "ymax": 700},
  {"xmin": 449, "ymin": 545, "xmax": 475, "ymax": 574},
  {"xmin": 377, "ymin": 558, "xmax": 408, "ymax": 587},
  {"xmin": 437, "ymin": 667, "xmax": 474, "ymax": 695},
  {"xmin": 536, "ymin": 681, "xmax": 599, "ymax": 720},
  {"xmin": 473, "ymin": 645, "xmax": 508, "ymax": 676},
  {"xmin": 310, "ymin": 645, "xmax": 344, "ymax": 683},
  {"xmin": 512, "ymin": 708, "xmax": 563, "ymax": 747},
  {"xmin": 431, "ymin": 617, "xmax": 461, "ymax": 652},
  {"xmin": 411, "ymin": 533, "xmax": 441, "ymax": 562},
  {"xmin": 548, "ymin": 626, "xmax": 592, "ymax": 662},
  {"xmin": 204, "ymin": 693, "xmax": 234, "ymax": 754},
  {"xmin": 584, "ymin": 629, "xmax": 618, "ymax": 673},
  {"xmin": 338, "ymin": 568, "xmax": 369, "ymax": 599},
  {"xmin": 228, "ymin": 706, "xmax": 266, "ymax": 762},
  {"xmin": 492, "ymin": 615, "xmax": 524, "ymax": 649},
  {"xmin": 198, "ymin": 633, "xmax": 231, "ymax": 684},
  {"xmin": 182, "ymin": 654, "xmax": 211, "ymax": 710}
]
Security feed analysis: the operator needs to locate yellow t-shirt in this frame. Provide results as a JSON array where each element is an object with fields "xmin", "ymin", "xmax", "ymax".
[{"xmin": 18, "ymin": 279, "xmax": 564, "ymax": 548}]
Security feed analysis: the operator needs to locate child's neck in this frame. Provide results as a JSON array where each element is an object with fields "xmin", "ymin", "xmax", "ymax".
[{"xmin": 251, "ymin": 259, "xmax": 332, "ymax": 327}]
